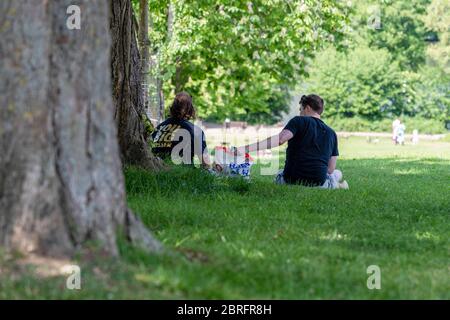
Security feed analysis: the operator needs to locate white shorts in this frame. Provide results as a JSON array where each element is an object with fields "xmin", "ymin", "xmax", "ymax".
[{"xmin": 275, "ymin": 169, "xmax": 340, "ymax": 189}]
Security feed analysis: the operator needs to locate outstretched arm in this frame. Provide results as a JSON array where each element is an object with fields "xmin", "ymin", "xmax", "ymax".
[
  {"xmin": 200, "ymin": 150, "xmax": 211, "ymax": 167},
  {"xmin": 199, "ymin": 148, "xmax": 223, "ymax": 172},
  {"xmin": 237, "ymin": 129, "xmax": 293, "ymax": 154}
]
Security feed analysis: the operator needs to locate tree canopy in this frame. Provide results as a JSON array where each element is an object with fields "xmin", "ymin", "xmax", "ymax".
[
  {"xmin": 139, "ymin": 0, "xmax": 351, "ymax": 123},
  {"xmin": 131, "ymin": 0, "xmax": 449, "ymax": 124},
  {"xmin": 305, "ymin": 0, "xmax": 449, "ymax": 122}
]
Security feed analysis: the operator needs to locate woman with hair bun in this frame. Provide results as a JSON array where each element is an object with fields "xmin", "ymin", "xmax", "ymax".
[{"xmin": 152, "ymin": 92, "xmax": 215, "ymax": 169}]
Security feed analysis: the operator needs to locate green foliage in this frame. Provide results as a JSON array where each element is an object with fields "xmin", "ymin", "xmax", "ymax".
[
  {"xmin": 422, "ymin": 0, "xmax": 450, "ymax": 74},
  {"xmin": 306, "ymin": 46, "xmax": 409, "ymax": 119},
  {"xmin": 356, "ymin": 0, "xmax": 431, "ymax": 71},
  {"xmin": 137, "ymin": 0, "xmax": 448, "ymax": 124},
  {"xmin": 141, "ymin": 113, "xmax": 155, "ymax": 139},
  {"xmin": 411, "ymin": 67, "xmax": 450, "ymax": 121},
  {"xmin": 205, "ymin": 85, "xmax": 292, "ymax": 125},
  {"xmin": 304, "ymin": 0, "xmax": 449, "ymax": 123},
  {"xmin": 147, "ymin": 0, "xmax": 351, "ymax": 121}
]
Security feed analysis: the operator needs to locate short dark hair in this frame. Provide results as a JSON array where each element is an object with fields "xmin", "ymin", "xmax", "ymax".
[
  {"xmin": 170, "ymin": 92, "xmax": 196, "ymax": 120},
  {"xmin": 300, "ymin": 94, "xmax": 324, "ymax": 115}
]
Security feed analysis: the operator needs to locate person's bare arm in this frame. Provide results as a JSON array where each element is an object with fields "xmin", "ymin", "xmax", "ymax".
[
  {"xmin": 201, "ymin": 151, "xmax": 211, "ymax": 167},
  {"xmin": 237, "ymin": 129, "xmax": 293, "ymax": 154},
  {"xmin": 327, "ymin": 156, "xmax": 337, "ymax": 174},
  {"xmin": 200, "ymin": 150, "xmax": 224, "ymax": 172}
]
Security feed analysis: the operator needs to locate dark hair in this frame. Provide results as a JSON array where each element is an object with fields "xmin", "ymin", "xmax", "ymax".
[
  {"xmin": 300, "ymin": 94, "xmax": 324, "ymax": 115},
  {"xmin": 170, "ymin": 92, "xmax": 196, "ymax": 120}
]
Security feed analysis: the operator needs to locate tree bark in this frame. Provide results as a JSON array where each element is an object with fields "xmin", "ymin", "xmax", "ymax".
[
  {"xmin": 167, "ymin": 2, "xmax": 175, "ymax": 43},
  {"xmin": 110, "ymin": 0, "xmax": 164, "ymax": 169},
  {"xmin": 154, "ymin": 2, "xmax": 177, "ymax": 123},
  {"xmin": 0, "ymin": 0, "xmax": 161, "ymax": 257},
  {"xmin": 157, "ymin": 78, "xmax": 166, "ymax": 122},
  {"xmin": 146, "ymin": 7, "xmax": 159, "ymax": 123},
  {"xmin": 138, "ymin": 0, "xmax": 150, "ymax": 114}
]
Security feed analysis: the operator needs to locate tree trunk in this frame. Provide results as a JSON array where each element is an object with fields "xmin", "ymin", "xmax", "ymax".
[
  {"xmin": 0, "ymin": 0, "xmax": 161, "ymax": 257},
  {"xmin": 155, "ymin": 2, "xmax": 176, "ymax": 123},
  {"xmin": 110, "ymin": 0, "xmax": 164, "ymax": 169},
  {"xmin": 157, "ymin": 78, "xmax": 166, "ymax": 122},
  {"xmin": 167, "ymin": 2, "xmax": 175, "ymax": 43},
  {"xmin": 138, "ymin": 0, "xmax": 150, "ymax": 114},
  {"xmin": 146, "ymin": 8, "xmax": 159, "ymax": 123}
]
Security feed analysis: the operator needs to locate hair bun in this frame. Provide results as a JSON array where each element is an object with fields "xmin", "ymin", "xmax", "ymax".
[{"xmin": 300, "ymin": 95, "xmax": 307, "ymax": 104}]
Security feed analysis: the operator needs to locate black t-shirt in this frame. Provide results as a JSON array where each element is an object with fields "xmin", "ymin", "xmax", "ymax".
[
  {"xmin": 283, "ymin": 116, "xmax": 339, "ymax": 186},
  {"xmin": 151, "ymin": 117, "xmax": 207, "ymax": 165}
]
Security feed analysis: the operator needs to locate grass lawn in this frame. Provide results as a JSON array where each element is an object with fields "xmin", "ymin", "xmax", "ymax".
[{"xmin": 1, "ymin": 136, "xmax": 449, "ymax": 299}]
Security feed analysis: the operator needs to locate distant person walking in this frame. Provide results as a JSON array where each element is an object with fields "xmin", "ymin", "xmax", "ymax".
[{"xmin": 396, "ymin": 120, "xmax": 406, "ymax": 145}]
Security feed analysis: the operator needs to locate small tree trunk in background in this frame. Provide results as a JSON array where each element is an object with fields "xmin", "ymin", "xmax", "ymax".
[
  {"xmin": 155, "ymin": 2, "xmax": 176, "ymax": 122},
  {"xmin": 167, "ymin": 2, "xmax": 175, "ymax": 42},
  {"xmin": 0, "ymin": 0, "xmax": 161, "ymax": 257},
  {"xmin": 157, "ymin": 78, "xmax": 166, "ymax": 121},
  {"xmin": 110, "ymin": 0, "xmax": 163, "ymax": 169},
  {"xmin": 146, "ymin": 8, "xmax": 159, "ymax": 123},
  {"xmin": 175, "ymin": 61, "xmax": 183, "ymax": 93},
  {"xmin": 138, "ymin": 0, "xmax": 150, "ymax": 114},
  {"xmin": 148, "ymin": 56, "xmax": 159, "ymax": 122}
]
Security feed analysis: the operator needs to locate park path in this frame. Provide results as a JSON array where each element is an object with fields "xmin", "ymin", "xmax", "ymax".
[{"xmin": 203, "ymin": 126, "xmax": 446, "ymax": 141}]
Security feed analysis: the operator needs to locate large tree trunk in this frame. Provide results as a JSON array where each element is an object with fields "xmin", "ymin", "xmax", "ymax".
[
  {"xmin": 0, "ymin": 0, "xmax": 161, "ymax": 257},
  {"xmin": 110, "ymin": 0, "xmax": 163, "ymax": 169}
]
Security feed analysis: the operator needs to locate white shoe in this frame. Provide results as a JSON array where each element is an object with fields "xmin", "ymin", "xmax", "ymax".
[{"xmin": 339, "ymin": 180, "xmax": 349, "ymax": 189}]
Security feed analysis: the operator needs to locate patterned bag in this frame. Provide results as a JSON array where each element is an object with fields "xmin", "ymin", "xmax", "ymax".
[{"xmin": 214, "ymin": 146, "xmax": 254, "ymax": 178}]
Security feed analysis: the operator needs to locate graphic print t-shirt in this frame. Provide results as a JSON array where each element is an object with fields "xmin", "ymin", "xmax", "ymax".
[
  {"xmin": 151, "ymin": 117, "xmax": 207, "ymax": 164},
  {"xmin": 283, "ymin": 116, "xmax": 339, "ymax": 186}
]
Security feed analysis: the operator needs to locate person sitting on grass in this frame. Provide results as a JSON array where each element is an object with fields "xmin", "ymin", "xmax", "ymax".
[
  {"xmin": 234, "ymin": 94, "xmax": 348, "ymax": 189},
  {"xmin": 152, "ymin": 92, "xmax": 217, "ymax": 170}
]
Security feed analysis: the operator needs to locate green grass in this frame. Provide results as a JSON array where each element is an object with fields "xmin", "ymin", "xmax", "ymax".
[{"xmin": 1, "ymin": 137, "xmax": 449, "ymax": 299}]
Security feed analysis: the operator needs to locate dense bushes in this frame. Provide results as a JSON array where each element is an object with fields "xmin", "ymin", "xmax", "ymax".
[
  {"xmin": 305, "ymin": 46, "xmax": 450, "ymax": 122},
  {"xmin": 304, "ymin": 0, "xmax": 449, "ymax": 126},
  {"xmin": 323, "ymin": 116, "xmax": 447, "ymax": 134}
]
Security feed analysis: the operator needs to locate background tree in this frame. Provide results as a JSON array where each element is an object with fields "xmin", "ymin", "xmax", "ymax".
[
  {"xmin": 0, "ymin": 0, "xmax": 161, "ymax": 257},
  {"xmin": 146, "ymin": 0, "xmax": 350, "ymax": 123},
  {"xmin": 304, "ymin": 0, "xmax": 449, "ymax": 123},
  {"xmin": 111, "ymin": 0, "xmax": 163, "ymax": 169},
  {"xmin": 414, "ymin": 0, "xmax": 450, "ymax": 122},
  {"xmin": 138, "ymin": 0, "xmax": 150, "ymax": 113},
  {"xmin": 305, "ymin": 46, "xmax": 408, "ymax": 119},
  {"xmin": 423, "ymin": 0, "xmax": 449, "ymax": 73},
  {"xmin": 361, "ymin": 0, "xmax": 431, "ymax": 72}
]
